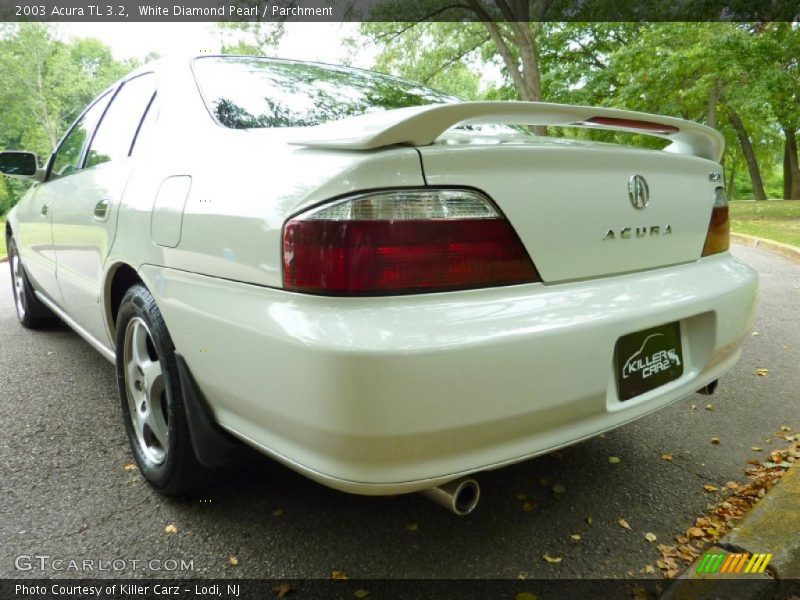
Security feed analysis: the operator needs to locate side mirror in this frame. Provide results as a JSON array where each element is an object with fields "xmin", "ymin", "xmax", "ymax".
[{"xmin": 0, "ymin": 151, "xmax": 40, "ymax": 179}]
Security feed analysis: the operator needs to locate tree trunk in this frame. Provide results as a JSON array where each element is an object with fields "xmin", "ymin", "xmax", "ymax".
[
  {"xmin": 707, "ymin": 83, "xmax": 720, "ymax": 129},
  {"xmin": 469, "ymin": 0, "xmax": 547, "ymax": 135},
  {"xmin": 727, "ymin": 108, "xmax": 767, "ymax": 201},
  {"xmin": 783, "ymin": 128, "xmax": 800, "ymax": 200},
  {"xmin": 726, "ymin": 147, "xmax": 739, "ymax": 200}
]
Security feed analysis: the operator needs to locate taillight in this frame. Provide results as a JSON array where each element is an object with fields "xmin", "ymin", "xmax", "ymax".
[
  {"xmin": 702, "ymin": 186, "xmax": 730, "ymax": 257},
  {"xmin": 283, "ymin": 189, "xmax": 540, "ymax": 295}
]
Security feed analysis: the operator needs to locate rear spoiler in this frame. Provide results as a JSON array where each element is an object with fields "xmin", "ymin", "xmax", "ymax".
[{"xmin": 289, "ymin": 101, "xmax": 724, "ymax": 162}]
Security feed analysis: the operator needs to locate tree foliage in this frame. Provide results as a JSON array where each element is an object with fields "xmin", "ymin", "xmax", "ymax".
[
  {"xmin": 0, "ymin": 23, "xmax": 134, "ymax": 213},
  {"xmin": 359, "ymin": 18, "xmax": 799, "ymax": 199}
]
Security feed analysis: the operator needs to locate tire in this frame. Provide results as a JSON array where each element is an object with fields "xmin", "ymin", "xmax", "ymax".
[
  {"xmin": 115, "ymin": 283, "xmax": 209, "ymax": 495},
  {"xmin": 6, "ymin": 235, "xmax": 56, "ymax": 329}
]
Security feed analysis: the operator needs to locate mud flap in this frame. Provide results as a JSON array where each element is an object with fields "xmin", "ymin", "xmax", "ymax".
[{"xmin": 175, "ymin": 352, "xmax": 253, "ymax": 468}]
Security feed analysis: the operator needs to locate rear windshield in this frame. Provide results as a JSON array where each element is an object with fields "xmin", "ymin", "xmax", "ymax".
[{"xmin": 193, "ymin": 56, "xmax": 459, "ymax": 129}]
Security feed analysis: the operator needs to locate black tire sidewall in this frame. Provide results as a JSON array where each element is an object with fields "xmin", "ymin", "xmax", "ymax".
[{"xmin": 115, "ymin": 284, "xmax": 185, "ymax": 491}]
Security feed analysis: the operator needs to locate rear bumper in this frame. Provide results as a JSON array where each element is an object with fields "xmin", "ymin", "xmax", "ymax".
[{"xmin": 141, "ymin": 253, "xmax": 757, "ymax": 494}]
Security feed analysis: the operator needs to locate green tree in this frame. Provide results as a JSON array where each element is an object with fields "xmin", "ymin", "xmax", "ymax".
[{"xmin": 0, "ymin": 23, "xmax": 130, "ymax": 213}]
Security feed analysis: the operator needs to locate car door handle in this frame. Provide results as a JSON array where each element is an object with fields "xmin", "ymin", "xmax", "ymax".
[
  {"xmin": 40, "ymin": 204, "xmax": 48, "ymax": 216},
  {"xmin": 93, "ymin": 197, "xmax": 111, "ymax": 221}
]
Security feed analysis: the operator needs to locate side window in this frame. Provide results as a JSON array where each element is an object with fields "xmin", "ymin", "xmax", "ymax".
[
  {"xmin": 85, "ymin": 73, "xmax": 157, "ymax": 169},
  {"xmin": 50, "ymin": 92, "xmax": 112, "ymax": 180},
  {"xmin": 131, "ymin": 93, "xmax": 158, "ymax": 155}
]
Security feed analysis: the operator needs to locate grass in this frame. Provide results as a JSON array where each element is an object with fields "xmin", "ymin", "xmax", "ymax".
[
  {"xmin": 0, "ymin": 217, "xmax": 5, "ymax": 260},
  {"xmin": 729, "ymin": 200, "xmax": 800, "ymax": 248}
]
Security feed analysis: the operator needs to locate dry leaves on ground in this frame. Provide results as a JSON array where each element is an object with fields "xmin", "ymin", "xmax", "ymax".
[
  {"xmin": 656, "ymin": 434, "xmax": 800, "ymax": 579},
  {"xmin": 618, "ymin": 518, "xmax": 632, "ymax": 530},
  {"xmin": 272, "ymin": 583, "xmax": 292, "ymax": 598},
  {"xmin": 543, "ymin": 553, "xmax": 562, "ymax": 564}
]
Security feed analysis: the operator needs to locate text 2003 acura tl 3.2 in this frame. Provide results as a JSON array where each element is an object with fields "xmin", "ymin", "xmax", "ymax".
[{"xmin": 3, "ymin": 56, "xmax": 757, "ymax": 515}]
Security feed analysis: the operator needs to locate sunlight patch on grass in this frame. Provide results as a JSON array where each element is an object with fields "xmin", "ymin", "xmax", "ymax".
[{"xmin": 730, "ymin": 200, "xmax": 800, "ymax": 248}]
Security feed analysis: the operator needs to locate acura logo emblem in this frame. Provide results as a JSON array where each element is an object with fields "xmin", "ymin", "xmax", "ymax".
[{"xmin": 628, "ymin": 175, "xmax": 649, "ymax": 209}]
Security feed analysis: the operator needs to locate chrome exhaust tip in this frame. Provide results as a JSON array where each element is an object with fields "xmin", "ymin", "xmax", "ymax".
[
  {"xmin": 696, "ymin": 379, "xmax": 719, "ymax": 395},
  {"xmin": 421, "ymin": 478, "xmax": 480, "ymax": 516}
]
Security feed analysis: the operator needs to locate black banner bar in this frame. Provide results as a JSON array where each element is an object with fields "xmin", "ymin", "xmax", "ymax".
[
  {"xmin": 1, "ymin": 0, "xmax": 799, "ymax": 23},
  {"xmin": 3, "ymin": 578, "xmax": 800, "ymax": 600}
]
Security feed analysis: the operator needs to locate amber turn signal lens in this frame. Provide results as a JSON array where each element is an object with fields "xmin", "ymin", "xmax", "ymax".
[{"xmin": 702, "ymin": 187, "xmax": 729, "ymax": 257}]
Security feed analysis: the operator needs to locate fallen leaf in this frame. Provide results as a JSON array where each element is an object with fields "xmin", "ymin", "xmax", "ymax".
[
  {"xmin": 585, "ymin": 516, "xmax": 593, "ymax": 526},
  {"xmin": 522, "ymin": 501, "xmax": 535, "ymax": 512},
  {"xmin": 123, "ymin": 463, "xmax": 137, "ymax": 471},
  {"xmin": 552, "ymin": 483, "xmax": 566, "ymax": 495},
  {"xmin": 632, "ymin": 586, "xmax": 649, "ymax": 600},
  {"xmin": 406, "ymin": 523, "xmax": 418, "ymax": 531},
  {"xmin": 661, "ymin": 453, "xmax": 674, "ymax": 462},
  {"xmin": 608, "ymin": 456, "xmax": 621, "ymax": 464},
  {"xmin": 752, "ymin": 446, "xmax": 763, "ymax": 452},
  {"xmin": 272, "ymin": 583, "xmax": 292, "ymax": 598},
  {"xmin": 781, "ymin": 425, "xmax": 791, "ymax": 432},
  {"xmin": 687, "ymin": 527, "xmax": 705, "ymax": 539},
  {"xmin": 705, "ymin": 404, "xmax": 714, "ymax": 411},
  {"xmin": 164, "ymin": 524, "xmax": 178, "ymax": 534},
  {"xmin": 645, "ymin": 532, "xmax": 657, "ymax": 543},
  {"xmin": 543, "ymin": 553, "xmax": 562, "ymax": 564},
  {"xmin": 756, "ymin": 368, "xmax": 769, "ymax": 377},
  {"xmin": 354, "ymin": 590, "xmax": 370, "ymax": 599},
  {"xmin": 644, "ymin": 564, "xmax": 656, "ymax": 574},
  {"xmin": 690, "ymin": 404, "xmax": 699, "ymax": 410},
  {"xmin": 515, "ymin": 593, "xmax": 539, "ymax": 600},
  {"xmin": 710, "ymin": 437, "xmax": 721, "ymax": 444},
  {"xmin": 570, "ymin": 534, "xmax": 581, "ymax": 541},
  {"xmin": 752, "ymin": 331, "xmax": 759, "ymax": 336},
  {"xmin": 725, "ymin": 481, "xmax": 740, "ymax": 490},
  {"xmin": 618, "ymin": 518, "xmax": 631, "ymax": 530},
  {"xmin": 703, "ymin": 484, "xmax": 719, "ymax": 492},
  {"xmin": 331, "ymin": 570, "xmax": 349, "ymax": 580},
  {"xmin": 229, "ymin": 556, "xmax": 239, "ymax": 566}
]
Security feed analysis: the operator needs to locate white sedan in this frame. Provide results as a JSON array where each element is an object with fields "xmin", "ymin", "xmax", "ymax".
[{"xmin": 2, "ymin": 55, "xmax": 757, "ymax": 515}]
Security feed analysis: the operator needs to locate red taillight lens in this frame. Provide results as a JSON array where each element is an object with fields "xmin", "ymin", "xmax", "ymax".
[
  {"xmin": 581, "ymin": 116, "xmax": 680, "ymax": 135},
  {"xmin": 702, "ymin": 186, "xmax": 730, "ymax": 257},
  {"xmin": 283, "ymin": 190, "xmax": 539, "ymax": 295}
]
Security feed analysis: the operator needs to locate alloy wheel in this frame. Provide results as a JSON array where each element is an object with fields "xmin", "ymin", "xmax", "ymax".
[{"xmin": 123, "ymin": 316, "xmax": 169, "ymax": 464}]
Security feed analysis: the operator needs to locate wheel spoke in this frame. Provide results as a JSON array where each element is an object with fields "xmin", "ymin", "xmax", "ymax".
[
  {"xmin": 146, "ymin": 405, "xmax": 169, "ymax": 449},
  {"xmin": 130, "ymin": 321, "xmax": 152, "ymax": 367},
  {"xmin": 142, "ymin": 360, "xmax": 163, "ymax": 401}
]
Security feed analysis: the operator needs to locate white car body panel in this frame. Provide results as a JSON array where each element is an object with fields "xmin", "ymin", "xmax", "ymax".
[
  {"xmin": 5, "ymin": 55, "xmax": 758, "ymax": 495},
  {"xmin": 139, "ymin": 253, "xmax": 755, "ymax": 494}
]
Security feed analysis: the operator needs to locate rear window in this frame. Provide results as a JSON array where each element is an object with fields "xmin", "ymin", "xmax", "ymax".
[{"xmin": 192, "ymin": 56, "xmax": 458, "ymax": 129}]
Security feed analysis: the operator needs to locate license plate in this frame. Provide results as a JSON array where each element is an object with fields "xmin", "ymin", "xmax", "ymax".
[{"xmin": 615, "ymin": 322, "xmax": 683, "ymax": 401}]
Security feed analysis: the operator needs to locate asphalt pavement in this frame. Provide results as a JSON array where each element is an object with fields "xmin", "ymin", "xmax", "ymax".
[{"xmin": 1, "ymin": 244, "xmax": 798, "ymax": 580}]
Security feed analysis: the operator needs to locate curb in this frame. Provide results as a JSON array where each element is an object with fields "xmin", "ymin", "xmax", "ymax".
[
  {"xmin": 664, "ymin": 463, "xmax": 800, "ymax": 599},
  {"xmin": 731, "ymin": 232, "xmax": 800, "ymax": 264}
]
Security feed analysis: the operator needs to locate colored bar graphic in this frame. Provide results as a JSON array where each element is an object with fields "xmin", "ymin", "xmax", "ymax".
[{"xmin": 696, "ymin": 552, "xmax": 773, "ymax": 575}]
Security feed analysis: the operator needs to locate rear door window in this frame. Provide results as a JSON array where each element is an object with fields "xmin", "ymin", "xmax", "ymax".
[{"xmin": 85, "ymin": 73, "xmax": 157, "ymax": 169}]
